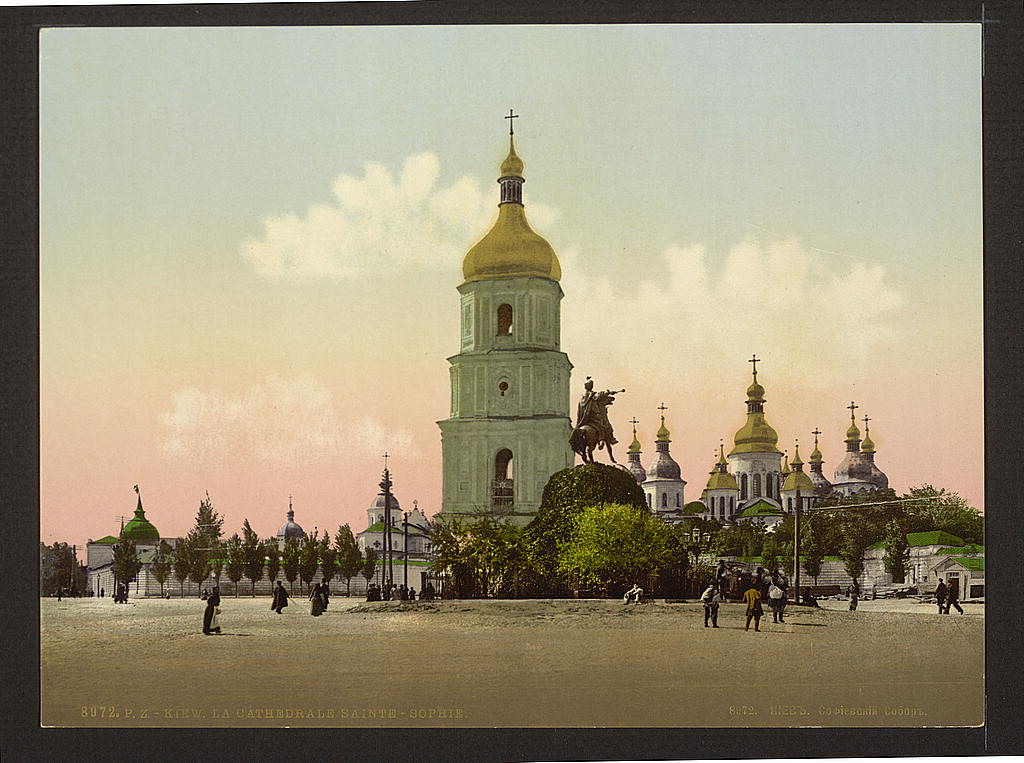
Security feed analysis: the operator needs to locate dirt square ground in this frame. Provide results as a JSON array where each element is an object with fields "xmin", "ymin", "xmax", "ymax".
[{"xmin": 41, "ymin": 595, "xmax": 983, "ymax": 728}]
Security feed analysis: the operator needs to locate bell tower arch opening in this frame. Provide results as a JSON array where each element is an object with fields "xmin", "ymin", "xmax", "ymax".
[
  {"xmin": 493, "ymin": 448, "xmax": 514, "ymax": 507},
  {"xmin": 497, "ymin": 303, "xmax": 513, "ymax": 335}
]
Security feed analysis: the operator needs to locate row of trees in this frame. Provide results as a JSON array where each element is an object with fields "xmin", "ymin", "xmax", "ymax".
[
  {"xmin": 427, "ymin": 468, "xmax": 984, "ymax": 598},
  {"xmin": 39, "ymin": 542, "xmax": 87, "ymax": 595},
  {"xmin": 111, "ymin": 495, "xmax": 383, "ymax": 597}
]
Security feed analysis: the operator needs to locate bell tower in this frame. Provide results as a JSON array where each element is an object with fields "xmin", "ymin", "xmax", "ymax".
[{"xmin": 437, "ymin": 118, "xmax": 573, "ymax": 525}]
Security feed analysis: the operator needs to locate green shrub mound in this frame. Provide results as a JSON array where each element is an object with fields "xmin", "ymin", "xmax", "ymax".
[{"xmin": 525, "ymin": 464, "xmax": 647, "ymax": 579}]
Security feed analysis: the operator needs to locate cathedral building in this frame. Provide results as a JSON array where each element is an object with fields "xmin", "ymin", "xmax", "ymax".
[
  {"xmin": 627, "ymin": 359, "xmax": 893, "ymax": 525},
  {"xmin": 437, "ymin": 130, "xmax": 574, "ymax": 526}
]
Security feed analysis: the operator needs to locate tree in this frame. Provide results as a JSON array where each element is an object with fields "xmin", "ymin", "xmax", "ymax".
[
  {"xmin": 760, "ymin": 538, "xmax": 781, "ymax": 574},
  {"xmin": 282, "ymin": 537, "xmax": 301, "ymax": 593},
  {"xmin": 557, "ymin": 503, "xmax": 672, "ymax": 592},
  {"xmin": 224, "ymin": 534, "xmax": 245, "ymax": 596},
  {"xmin": 111, "ymin": 538, "xmax": 142, "ymax": 595},
  {"xmin": 361, "ymin": 547, "xmax": 379, "ymax": 585},
  {"xmin": 335, "ymin": 524, "xmax": 363, "ymax": 595},
  {"xmin": 241, "ymin": 519, "xmax": 265, "ymax": 596},
  {"xmin": 151, "ymin": 541, "xmax": 173, "ymax": 596},
  {"xmin": 882, "ymin": 519, "xmax": 910, "ymax": 583},
  {"xmin": 191, "ymin": 492, "xmax": 225, "ymax": 587},
  {"xmin": 298, "ymin": 532, "xmax": 320, "ymax": 592},
  {"xmin": 800, "ymin": 514, "xmax": 827, "ymax": 585},
  {"xmin": 40, "ymin": 542, "xmax": 76, "ymax": 596},
  {"xmin": 902, "ymin": 485, "xmax": 983, "ymax": 544},
  {"xmin": 837, "ymin": 518, "xmax": 873, "ymax": 584},
  {"xmin": 265, "ymin": 541, "xmax": 281, "ymax": 587},
  {"xmin": 185, "ymin": 529, "xmax": 213, "ymax": 593},
  {"xmin": 172, "ymin": 537, "xmax": 193, "ymax": 597},
  {"xmin": 318, "ymin": 533, "xmax": 339, "ymax": 590}
]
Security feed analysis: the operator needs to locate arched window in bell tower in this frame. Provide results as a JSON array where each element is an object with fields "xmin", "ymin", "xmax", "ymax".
[
  {"xmin": 740, "ymin": 473, "xmax": 748, "ymax": 500},
  {"xmin": 753, "ymin": 473, "xmax": 762, "ymax": 497},
  {"xmin": 493, "ymin": 449, "xmax": 513, "ymax": 507},
  {"xmin": 497, "ymin": 303, "xmax": 513, "ymax": 335}
]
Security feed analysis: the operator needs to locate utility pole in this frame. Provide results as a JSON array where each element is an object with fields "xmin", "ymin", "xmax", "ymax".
[
  {"xmin": 380, "ymin": 453, "xmax": 394, "ymax": 590},
  {"xmin": 403, "ymin": 511, "xmax": 409, "ymax": 589},
  {"xmin": 794, "ymin": 487, "xmax": 801, "ymax": 602}
]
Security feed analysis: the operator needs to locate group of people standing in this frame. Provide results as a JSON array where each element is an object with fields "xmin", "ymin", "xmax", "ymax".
[
  {"xmin": 934, "ymin": 578, "xmax": 964, "ymax": 614},
  {"xmin": 309, "ymin": 580, "xmax": 330, "ymax": 616},
  {"xmin": 701, "ymin": 563, "xmax": 790, "ymax": 632},
  {"xmin": 365, "ymin": 581, "xmax": 435, "ymax": 602}
]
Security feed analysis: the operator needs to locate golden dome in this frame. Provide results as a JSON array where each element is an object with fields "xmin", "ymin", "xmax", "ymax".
[
  {"xmin": 500, "ymin": 138, "xmax": 524, "ymax": 177},
  {"xmin": 729, "ymin": 414, "xmax": 782, "ymax": 455},
  {"xmin": 782, "ymin": 469, "xmax": 816, "ymax": 493},
  {"xmin": 461, "ymin": 138, "xmax": 561, "ymax": 284},
  {"xmin": 656, "ymin": 415, "xmax": 671, "ymax": 442}
]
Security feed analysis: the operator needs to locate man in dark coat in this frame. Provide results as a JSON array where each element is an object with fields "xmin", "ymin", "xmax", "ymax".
[
  {"xmin": 272, "ymin": 580, "xmax": 289, "ymax": 614},
  {"xmin": 715, "ymin": 560, "xmax": 729, "ymax": 599},
  {"xmin": 945, "ymin": 578, "xmax": 964, "ymax": 614},
  {"xmin": 320, "ymin": 580, "xmax": 330, "ymax": 610},
  {"xmin": 203, "ymin": 586, "xmax": 221, "ymax": 634},
  {"xmin": 934, "ymin": 579, "xmax": 948, "ymax": 614}
]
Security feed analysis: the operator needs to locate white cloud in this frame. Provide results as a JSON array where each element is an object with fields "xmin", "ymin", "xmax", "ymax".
[
  {"xmin": 161, "ymin": 375, "xmax": 418, "ymax": 465},
  {"xmin": 562, "ymin": 236, "xmax": 904, "ymax": 391},
  {"xmin": 241, "ymin": 153, "xmax": 559, "ymax": 281}
]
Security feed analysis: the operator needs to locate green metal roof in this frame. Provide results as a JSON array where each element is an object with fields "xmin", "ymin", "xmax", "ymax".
[
  {"xmin": 948, "ymin": 557, "xmax": 985, "ymax": 571},
  {"xmin": 92, "ymin": 535, "xmax": 120, "ymax": 545},
  {"xmin": 906, "ymin": 530, "xmax": 964, "ymax": 547},
  {"xmin": 737, "ymin": 499, "xmax": 785, "ymax": 517},
  {"xmin": 937, "ymin": 544, "xmax": 984, "ymax": 555}
]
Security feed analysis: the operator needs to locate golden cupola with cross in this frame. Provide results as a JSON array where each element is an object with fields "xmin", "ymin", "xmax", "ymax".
[
  {"xmin": 726, "ymin": 356, "xmax": 785, "ymax": 508},
  {"xmin": 461, "ymin": 135, "xmax": 561, "ymax": 284},
  {"xmin": 439, "ymin": 112, "xmax": 573, "ymax": 527}
]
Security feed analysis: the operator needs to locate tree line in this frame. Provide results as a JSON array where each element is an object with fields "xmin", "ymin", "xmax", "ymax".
[
  {"xmin": 110, "ymin": 494, "xmax": 382, "ymax": 597},
  {"xmin": 427, "ymin": 467, "xmax": 983, "ymax": 598}
]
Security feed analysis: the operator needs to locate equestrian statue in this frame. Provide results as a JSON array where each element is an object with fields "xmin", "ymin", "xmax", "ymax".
[{"xmin": 570, "ymin": 377, "xmax": 624, "ymax": 464}]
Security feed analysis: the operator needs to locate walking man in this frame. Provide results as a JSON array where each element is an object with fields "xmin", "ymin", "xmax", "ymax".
[
  {"xmin": 934, "ymin": 579, "xmax": 948, "ymax": 614},
  {"xmin": 700, "ymin": 582, "xmax": 720, "ymax": 628},
  {"xmin": 945, "ymin": 577, "xmax": 964, "ymax": 614},
  {"xmin": 847, "ymin": 580, "xmax": 860, "ymax": 611}
]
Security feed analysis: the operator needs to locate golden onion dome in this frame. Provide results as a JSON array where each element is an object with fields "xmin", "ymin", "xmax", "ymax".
[
  {"xmin": 746, "ymin": 379, "xmax": 765, "ymax": 401},
  {"xmin": 628, "ymin": 431, "xmax": 642, "ymax": 454},
  {"xmin": 730, "ymin": 414, "xmax": 782, "ymax": 455},
  {"xmin": 656, "ymin": 415, "xmax": 671, "ymax": 442},
  {"xmin": 706, "ymin": 469, "xmax": 739, "ymax": 491},
  {"xmin": 500, "ymin": 139, "xmax": 524, "ymax": 177},
  {"xmin": 846, "ymin": 420, "xmax": 861, "ymax": 442},
  {"xmin": 782, "ymin": 469, "xmax": 816, "ymax": 493},
  {"xmin": 810, "ymin": 439, "xmax": 823, "ymax": 463},
  {"xmin": 861, "ymin": 430, "xmax": 876, "ymax": 454},
  {"xmin": 781, "ymin": 454, "xmax": 791, "ymax": 475},
  {"xmin": 461, "ymin": 137, "xmax": 561, "ymax": 284}
]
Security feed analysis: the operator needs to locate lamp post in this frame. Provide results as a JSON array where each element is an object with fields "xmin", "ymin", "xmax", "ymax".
[
  {"xmin": 373, "ymin": 540, "xmax": 381, "ymax": 587},
  {"xmin": 794, "ymin": 487, "xmax": 802, "ymax": 603},
  {"xmin": 403, "ymin": 511, "xmax": 409, "ymax": 589}
]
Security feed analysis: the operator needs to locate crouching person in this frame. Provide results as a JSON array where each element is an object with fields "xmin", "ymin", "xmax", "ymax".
[{"xmin": 623, "ymin": 583, "xmax": 643, "ymax": 605}]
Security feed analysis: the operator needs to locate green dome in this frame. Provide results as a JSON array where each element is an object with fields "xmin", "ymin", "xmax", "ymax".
[{"xmin": 121, "ymin": 496, "xmax": 160, "ymax": 541}]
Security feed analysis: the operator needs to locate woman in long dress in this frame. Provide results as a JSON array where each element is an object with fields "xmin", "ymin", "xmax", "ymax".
[
  {"xmin": 203, "ymin": 586, "xmax": 222, "ymax": 634},
  {"xmin": 309, "ymin": 581, "xmax": 325, "ymax": 616}
]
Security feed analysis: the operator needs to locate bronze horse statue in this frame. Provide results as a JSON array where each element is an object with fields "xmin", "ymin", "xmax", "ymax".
[{"xmin": 570, "ymin": 387, "xmax": 624, "ymax": 465}]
